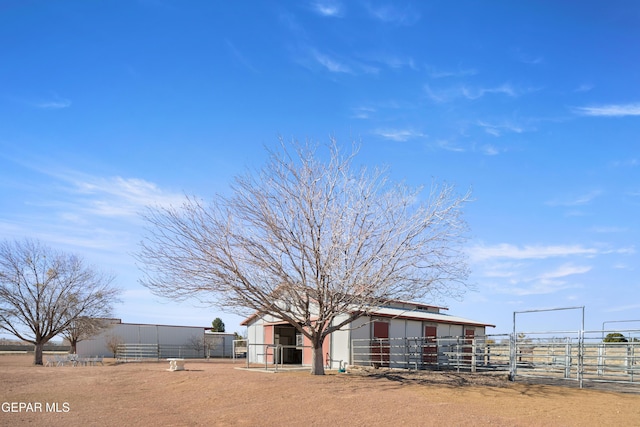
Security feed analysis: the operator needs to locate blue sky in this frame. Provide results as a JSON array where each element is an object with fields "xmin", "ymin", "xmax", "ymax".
[{"xmin": 1, "ymin": 1, "xmax": 639, "ymax": 337}]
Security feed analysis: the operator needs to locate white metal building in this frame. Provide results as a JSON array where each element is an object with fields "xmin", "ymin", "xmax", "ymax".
[
  {"xmin": 204, "ymin": 331, "xmax": 236, "ymax": 358},
  {"xmin": 76, "ymin": 319, "xmax": 211, "ymax": 358}
]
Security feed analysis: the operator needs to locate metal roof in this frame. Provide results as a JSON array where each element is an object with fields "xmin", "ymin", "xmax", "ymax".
[
  {"xmin": 370, "ymin": 306, "xmax": 495, "ymax": 328},
  {"xmin": 241, "ymin": 304, "xmax": 495, "ymax": 328}
]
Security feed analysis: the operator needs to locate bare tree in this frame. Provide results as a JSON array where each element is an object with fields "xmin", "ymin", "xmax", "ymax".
[
  {"xmin": 0, "ymin": 239, "xmax": 120, "ymax": 365},
  {"xmin": 186, "ymin": 334, "xmax": 205, "ymax": 357},
  {"xmin": 105, "ymin": 334, "xmax": 124, "ymax": 358},
  {"xmin": 138, "ymin": 139, "xmax": 471, "ymax": 374},
  {"xmin": 62, "ymin": 317, "xmax": 111, "ymax": 354}
]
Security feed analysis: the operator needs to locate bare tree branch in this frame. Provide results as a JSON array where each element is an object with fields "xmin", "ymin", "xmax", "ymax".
[
  {"xmin": 62, "ymin": 317, "xmax": 111, "ymax": 354},
  {"xmin": 137, "ymin": 138, "xmax": 471, "ymax": 374},
  {"xmin": 0, "ymin": 239, "xmax": 120, "ymax": 365}
]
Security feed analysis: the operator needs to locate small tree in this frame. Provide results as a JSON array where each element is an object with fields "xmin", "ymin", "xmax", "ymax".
[
  {"xmin": 603, "ymin": 332, "xmax": 628, "ymax": 343},
  {"xmin": 211, "ymin": 317, "xmax": 225, "ymax": 332},
  {"xmin": 186, "ymin": 334, "xmax": 205, "ymax": 357},
  {"xmin": 105, "ymin": 334, "xmax": 124, "ymax": 358},
  {"xmin": 62, "ymin": 317, "xmax": 110, "ymax": 354},
  {"xmin": 138, "ymin": 139, "xmax": 471, "ymax": 375},
  {"xmin": 0, "ymin": 239, "xmax": 120, "ymax": 365}
]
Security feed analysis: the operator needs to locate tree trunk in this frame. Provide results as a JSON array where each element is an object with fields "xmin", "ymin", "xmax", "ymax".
[
  {"xmin": 34, "ymin": 342, "xmax": 44, "ymax": 365},
  {"xmin": 310, "ymin": 339, "xmax": 325, "ymax": 375},
  {"xmin": 70, "ymin": 339, "xmax": 78, "ymax": 354}
]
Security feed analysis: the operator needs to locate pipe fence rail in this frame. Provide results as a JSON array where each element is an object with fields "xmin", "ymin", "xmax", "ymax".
[
  {"xmin": 243, "ymin": 343, "xmax": 311, "ymax": 371},
  {"xmin": 115, "ymin": 343, "xmax": 220, "ymax": 361},
  {"xmin": 352, "ymin": 334, "xmax": 511, "ymax": 373},
  {"xmin": 350, "ymin": 330, "xmax": 640, "ymax": 389}
]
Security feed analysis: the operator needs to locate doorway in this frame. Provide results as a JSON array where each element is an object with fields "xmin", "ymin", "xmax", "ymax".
[
  {"xmin": 274, "ymin": 325, "xmax": 302, "ymax": 364},
  {"xmin": 371, "ymin": 321, "xmax": 390, "ymax": 367}
]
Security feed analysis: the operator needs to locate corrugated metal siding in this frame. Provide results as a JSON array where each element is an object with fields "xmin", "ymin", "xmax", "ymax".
[
  {"xmin": 406, "ymin": 320, "xmax": 422, "ymax": 338},
  {"xmin": 77, "ymin": 323, "xmax": 207, "ymax": 357}
]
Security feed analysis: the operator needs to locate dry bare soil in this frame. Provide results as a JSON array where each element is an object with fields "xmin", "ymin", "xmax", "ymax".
[{"xmin": 0, "ymin": 354, "xmax": 639, "ymax": 426}]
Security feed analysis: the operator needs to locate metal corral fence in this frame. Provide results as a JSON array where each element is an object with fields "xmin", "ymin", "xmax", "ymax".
[
  {"xmin": 351, "ymin": 330, "xmax": 640, "ymax": 389},
  {"xmin": 352, "ymin": 334, "xmax": 511, "ymax": 373},
  {"xmin": 232, "ymin": 339, "xmax": 248, "ymax": 362},
  {"xmin": 242, "ymin": 343, "xmax": 313, "ymax": 371},
  {"xmin": 115, "ymin": 343, "xmax": 227, "ymax": 362},
  {"xmin": 512, "ymin": 329, "xmax": 640, "ymax": 387}
]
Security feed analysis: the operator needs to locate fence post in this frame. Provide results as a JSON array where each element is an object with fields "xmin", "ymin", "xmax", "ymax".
[
  {"xmin": 485, "ymin": 343, "xmax": 490, "ymax": 366},
  {"xmin": 509, "ymin": 333, "xmax": 516, "ymax": 381},
  {"xmin": 456, "ymin": 336, "xmax": 461, "ymax": 373},
  {"xmin": 632, "ymin": 343, "xmax": 636, "ymax": 382},
  {"xmin": 579, "ymin": 331, "xmax": 584, "ymax": 389},
  {"xmin": 597, "ymin": 343, "xmax": 604, "ymax": 376},
  {"xmin": 564, "ymin": 338, "xmax": 571, "ymax": 379},
  {"xmin": 471, "ymin": 338, "xmax": 476, "ymax": 373}
]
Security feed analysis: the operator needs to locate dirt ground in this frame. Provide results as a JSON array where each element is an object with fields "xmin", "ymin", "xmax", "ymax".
[{"xmin": 0, "ymin": 354, "xmax": 639, "ymax": 426}]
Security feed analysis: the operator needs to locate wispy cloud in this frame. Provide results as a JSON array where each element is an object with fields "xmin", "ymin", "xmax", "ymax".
[
  {"xmin": 470, "ymin": 243, "xmax": 599, "ymax": 263},
  {"xmin": 311, "ymin": 49, "xmax": 352, "ymax": 73},
  {"xmin": 603, "ymin": 246, "xmax": 635, "ymax": 255},
  {"xmin": 538, "ymin": 263, "xmax": 592, "ymax": 280},
  {"xmin": 433, "ymin": 140, "xmax": 465, "ymax": 153},
  {"xmin": 372, "ymin": 128, "xmax": 425, "ymax": 142},
  {"xmin": 476, "ymin": 120, "xmax": 525, "ymax": 137},
  {"xmin": 33, "ymin": 96, "xmax": 72, "ymax": 109},
  {"xmin": 311, "ymin": 1, "xmax": 344, "ymax": 17},
  {"xmin": 367, "ymin": 54, "xmax": 416, "ymax": 70},
  {"xmin": 0, "ymin": 162, "xmax": 189, "ymax": 268},
  {"xmin": 224, "ymin": 39, "xmax": 258, "ymax": 73},
  {"xmin": 501, "ymin": 280, "xmax": 581, "ymax": 296},
  {"xmin": 546, "ymin": 190, "xmax": 602, "ymax": 207},
  {"xmin": 279, "ymin": 9, "xmax": 306, "ymax": 35},
  {"xmin": 461, "ymin": 83, "xmax": 518, "ymax": 100},
  {"xmin": 351, "ymin": 106, "xmax": 376, "ymax": 119},
  {"xmin": 480, "ymin": 145, "xmax": 499, "ymax": 155},
  {"xmin": 365, "ymin": 2, "xmax": 420, "ymax": 25},
  {"xmin": 589, "ymin": 226, "xmax": 629, "ymax": 233},
  {"xmin": 424, "ymin": 83, "xmax": 533, "ymax": 103},
  {"xmin": 574, "ymin": 84, "xmax": 594, "ymax": 93},
  {"xmin": 423, "ymin": 84, "xmax": 452, "ymax": 103},
  {"xmin": 10, "ymin": 160, "xmax": 186, "ymax": 220},
  {"xmin": 470, "ymin": 241, "xmax": 634, "ymax": 297},
  {"xmin": 427, "ymin": 66, "xmax": 477, "ymax": 79},
  {"xmin": 512, "ymin": 48, "xmax": 544, "ymax": 65},
  {"xmin": 611, "ymin": 158, "xmax": 639, "ymax": 169},
  {"xmin": 574, "ymin": 103, "xmax": 640, "ymax": 117},
  {"xmin": 482, "ymin": 262, "xmax": 588, "ymax": 296},
  {"xmin": 66, "ymin": 174, "xmax": 186, "ymax": 217}
]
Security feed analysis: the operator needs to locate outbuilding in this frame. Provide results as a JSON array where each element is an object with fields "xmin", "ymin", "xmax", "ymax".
[
  {"xmin": 242, "ymin": 300, "xmax": 494, "ymax": 370},
  {"xmin": 76, "ymin": 319, "xmax": 233, "ymax": 359}
]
